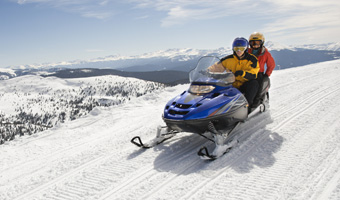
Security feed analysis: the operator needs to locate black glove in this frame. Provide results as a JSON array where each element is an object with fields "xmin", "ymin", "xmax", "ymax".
[
  {"xmin": 263, "ymin": 73, "xmax": 269, "ymax": 78},
  {"xmin": 234, "ymin": 70, "xmax": 243, "ymax": 77}
]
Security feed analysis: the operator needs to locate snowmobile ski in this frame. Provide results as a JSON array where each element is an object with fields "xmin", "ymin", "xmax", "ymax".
[{"xmin": 131, "ymin": 126, "xmax": 177, "ymax": 148}]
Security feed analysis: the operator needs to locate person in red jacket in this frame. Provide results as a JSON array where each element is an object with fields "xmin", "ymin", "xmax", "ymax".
[
  {"xmin": 248, "ymin": 32, "xmax": 275, "ymax": 107},
  {"xmin": 248, "ymin": 32, "xmax": 275, "ymax": 76}
]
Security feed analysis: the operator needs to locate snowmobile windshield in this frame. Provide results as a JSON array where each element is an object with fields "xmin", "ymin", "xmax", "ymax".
[{"xmin": 189, "ymin": 56, "xmax": 235, "ymax": 87}]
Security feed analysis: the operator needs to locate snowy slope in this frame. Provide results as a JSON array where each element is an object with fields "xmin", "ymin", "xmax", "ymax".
[
  {"xmin": 0, "ymin": 75, "xmax": 164, "ymax": 128},
  {"xmin": 1, "ymin": 60, "xmax": 340, "ymax": 200}
]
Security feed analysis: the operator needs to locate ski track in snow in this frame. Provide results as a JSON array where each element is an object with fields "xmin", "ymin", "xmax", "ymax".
[{"xmin": 1, "ymin": 60, "xmax": 340, "ymax": 200}]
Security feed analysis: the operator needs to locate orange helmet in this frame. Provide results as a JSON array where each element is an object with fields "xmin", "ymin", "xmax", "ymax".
[{"xmin": 249, "ymin": 32, "xmax": 265, "ymax": 48}]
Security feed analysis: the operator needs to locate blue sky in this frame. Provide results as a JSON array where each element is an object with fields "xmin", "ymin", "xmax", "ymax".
[{"xmin": 1, "ymin": 0, "xmax": 340, "ymax": 67}]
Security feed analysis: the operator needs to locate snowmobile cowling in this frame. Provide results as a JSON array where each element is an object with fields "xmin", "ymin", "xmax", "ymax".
[{"xmin": 163, "ymin": 57, "xmax": 248, "ymax": 134}]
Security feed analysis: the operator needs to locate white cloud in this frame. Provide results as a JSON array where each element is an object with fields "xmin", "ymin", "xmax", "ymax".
[
  {"xmin": 260, "ymin": 0, "xmax": 340, "ymax": 44},
  {"xmin": 11, "ymin": 0, "xmax": 340, "ymax": 43},
  {"xmin": 130, "ymin": 0, "xmax": 340, "ymax": 43},
  {"xmin": 13, "ymin": 0, "xmax": 250, "ymax": 23},
  {"xmin": 99, "ymin": 0, "xmax": 109, "ymax": 6},
  {"xmin": 130, "ymin": 0, "xmax": 247, "ymax": 27},
  {"xmin": 13, "ymin": 0, "xmax": 118, "ymax": 19}
]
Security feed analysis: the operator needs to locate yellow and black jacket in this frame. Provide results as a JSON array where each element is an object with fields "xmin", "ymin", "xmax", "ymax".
[{"xmin": 220, "ymin": 52, "xmax": 259, "ymax": 88}]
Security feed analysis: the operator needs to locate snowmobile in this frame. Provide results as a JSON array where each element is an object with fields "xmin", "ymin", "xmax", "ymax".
[{"xmin": 131, "ymin": 56, "xmax": 270, "ymax": 160}]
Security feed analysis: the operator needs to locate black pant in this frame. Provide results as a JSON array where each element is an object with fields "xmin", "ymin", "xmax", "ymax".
[
  {"xmin": 239, "ymin": 79, "xmax": 259, "ymax": 107},
  {"xmin": 256, "ymin": 72, "xmax": 265, "ymax": 92}
]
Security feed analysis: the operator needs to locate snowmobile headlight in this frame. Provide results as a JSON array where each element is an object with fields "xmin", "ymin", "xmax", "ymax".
[{"xmin": 189, "ymin": 85, "xmax": 215, "ymax": 94}]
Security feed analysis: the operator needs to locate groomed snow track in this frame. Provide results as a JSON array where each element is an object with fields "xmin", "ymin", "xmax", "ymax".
[{"xmin": 1, "ymin": 60, "xmax": 340, "ymax": 200}]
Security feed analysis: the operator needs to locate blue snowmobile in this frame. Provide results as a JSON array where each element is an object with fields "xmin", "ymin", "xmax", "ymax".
[{"xmin": 131, "ymin": 56, "xmax": 270, "ymax": 159}]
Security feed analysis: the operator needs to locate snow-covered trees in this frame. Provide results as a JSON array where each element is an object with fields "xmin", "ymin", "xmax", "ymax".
[{"xmin": 0, "ymin": 75, "xmax": 165, "ymax": 144}]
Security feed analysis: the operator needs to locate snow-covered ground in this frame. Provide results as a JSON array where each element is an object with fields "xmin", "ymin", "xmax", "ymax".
[{"xmin": 1, "ymin": 59, "xmax": 340, "ymax": 200}]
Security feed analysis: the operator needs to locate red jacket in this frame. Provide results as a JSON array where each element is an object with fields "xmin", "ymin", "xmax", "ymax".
[{"xmin": 248, "ymin": 47, "xmax": 275, "ymax": 76}]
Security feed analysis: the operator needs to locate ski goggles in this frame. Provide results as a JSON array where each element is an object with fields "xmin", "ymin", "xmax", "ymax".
[
  {"xmin": 233, "ymin": 46, "xmax": 247, "ymax": 52},
  {"xmin": 249, "ymin": 40, "xmax": 262, "ymax": 46}
]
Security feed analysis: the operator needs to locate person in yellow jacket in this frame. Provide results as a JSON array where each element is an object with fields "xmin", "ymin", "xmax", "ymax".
[{"xmin": 208, "ymin": 37, "xmax": 260, "ymax": 111}]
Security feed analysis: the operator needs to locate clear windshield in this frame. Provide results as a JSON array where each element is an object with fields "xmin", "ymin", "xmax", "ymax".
[{"xmin": 189, "ymin": 56, "xmax": 235, "ymax": 86}]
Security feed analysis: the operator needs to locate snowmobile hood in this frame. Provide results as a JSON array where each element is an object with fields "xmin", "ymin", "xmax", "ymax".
[{"xmin": 163, "ymin": 85, "xmax": 244, "ymax": 121}]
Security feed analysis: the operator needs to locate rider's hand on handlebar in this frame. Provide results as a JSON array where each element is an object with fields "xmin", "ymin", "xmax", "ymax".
[{"xmin": 234, "ymin": 70, "xmax": 243, "ymax": 77}]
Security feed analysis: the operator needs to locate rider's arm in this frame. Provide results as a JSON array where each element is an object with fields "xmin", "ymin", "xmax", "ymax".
[
  {"xmin": 237, "ymin": 54, "xmax": 260, "ymax": 80},
  {"xmin": 264, "ymin": 51, "xmax": 275, "ymax": 77},
  {"xmin": 207, "ymin": 62, "xmax": 225, "ymax": 73}
]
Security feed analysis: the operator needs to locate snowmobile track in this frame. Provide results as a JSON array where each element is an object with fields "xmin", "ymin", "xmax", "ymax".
[
  {"xmin": 6, "ymin": 119, "xmax": 147, "ymax": 200},
  {"xmin": 178, "ymin": 84, "xmax": 340, "ymax": 199},
  {"xmin": 99, "ymin": 134, "xmax": 207, "ymax": 199},
  {"xmin": 12, "ymin": 131, "xmax": 204, "ymax": 200}
]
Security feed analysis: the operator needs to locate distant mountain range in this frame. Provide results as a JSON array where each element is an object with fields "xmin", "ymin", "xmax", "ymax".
[{"xmin": 1, "ymin": 42, "xmax": 340, "ymax": 84}]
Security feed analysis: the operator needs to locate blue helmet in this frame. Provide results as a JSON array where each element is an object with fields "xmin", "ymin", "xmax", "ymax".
[{"xmin": 232, "ymin": 37, "xmax": 248, "ymax": 52}]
